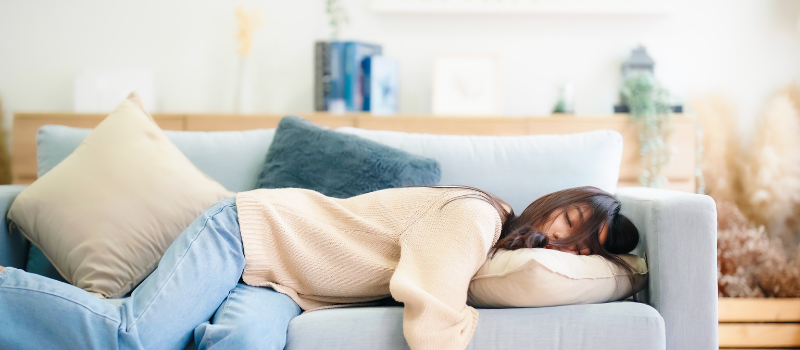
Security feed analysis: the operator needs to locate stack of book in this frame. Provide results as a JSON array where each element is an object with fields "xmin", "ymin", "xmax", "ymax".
[{"xmin": 315, "ymin": 41, "xmax": 398, "ymax": 114}]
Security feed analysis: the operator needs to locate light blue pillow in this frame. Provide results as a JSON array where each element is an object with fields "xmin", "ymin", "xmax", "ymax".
[{"xmin": 36, "ymin": 125, "xmax": 276, "ymax": 192}]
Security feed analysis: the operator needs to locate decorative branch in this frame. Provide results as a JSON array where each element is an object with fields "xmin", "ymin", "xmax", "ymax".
[
  {"xmin": 235, "ymin": 6, "xmax": 264, "ymax": 58},
  {"xmin": 325, "ymin": 0, "xmax": 349, "ymax": 40},
  {"xmin": 233, "ymin": 6, "xmax": 264, "ymax": 113}
]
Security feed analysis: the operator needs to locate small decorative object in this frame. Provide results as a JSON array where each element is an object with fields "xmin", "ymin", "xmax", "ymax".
[
  {"xmin": 615, "ymin": 46, "xmax": 682, "ymax": 114},
  {"xmin": 74, "ymin": 68, "xmax": 156, "ymax": 112},
  {"xmin": 362, "ymin": 56, "xmax": 399, "ymax": 115},
  {"xmin": 233, "ymin": 6, "xmax": 263, "ymax": 113},
  {"xmin": 620, "ymin": 71, "xmax": 674, "ymax": 188},
  {"xmin": 432, "ymin": 54, "xmax": 502, "ymax": 116},
  {"xmin": 552, "ymin": 82, "xmax": 574, "ymax": 114},
  {"xmin": 616, "ymin": 45, "xmax": 674, "ymax": 188},
  {"xmin": 622, "ymin": 46, "xmax": 654, "ymax": 77},
  {"xmin": 325, "ymin": 0, "xmax": 349, "ymax": 40}
]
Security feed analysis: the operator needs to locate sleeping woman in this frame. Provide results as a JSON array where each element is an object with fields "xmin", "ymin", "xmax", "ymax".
[{"xmin": 0, "ymin": 185, "xmax": 639, "ymax": 350}]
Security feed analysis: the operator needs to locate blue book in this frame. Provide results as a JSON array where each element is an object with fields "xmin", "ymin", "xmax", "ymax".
[
  {"xmin": 314, "ymin": 41, "xmax": 330, "ymax": 111},
  {"xmin": 343, "ymin": 42, "xmax": 382, "ymax": 111},
  {"xmin": 362, "ymin": 56, "xmax": 398, "ymax": 115},
  {"xmin": 326, "ymin": 41, "xmax": 347, "ymax": 112}
]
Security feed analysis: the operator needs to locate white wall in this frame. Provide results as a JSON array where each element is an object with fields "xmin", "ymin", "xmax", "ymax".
[{"xmin": 0, "ymin": 0, "xmax": 798, "ymax": 131}]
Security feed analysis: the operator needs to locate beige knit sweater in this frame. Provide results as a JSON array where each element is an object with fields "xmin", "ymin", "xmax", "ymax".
[{"xmin": 236, "ymin": 187, "xmax": 502, "ymax": 350}]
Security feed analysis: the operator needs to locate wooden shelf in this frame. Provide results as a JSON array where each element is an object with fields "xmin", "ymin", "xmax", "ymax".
[
  {"xmin": 720, "ymin": 324, "xmax": 800, "ymax": 348},
  {"xmin": 720, "ymin": 298, "xmax": 800, "ymax": 323},
  {"xmin": 12, "ymin": 112, "xmax": 696, "ymax": 191},
  {"xmin": 719, "ymin": 297, "xmax": 800, "ymax": 349}
]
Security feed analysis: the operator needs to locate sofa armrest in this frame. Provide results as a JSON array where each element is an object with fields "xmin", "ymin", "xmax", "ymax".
[
  {"xmin": 616, "ymin": 187, "xmax": 718, "ymax": 350},
  {"xmin": 0, "ymin": 185, "xmax": 29, "ymax": 268}
]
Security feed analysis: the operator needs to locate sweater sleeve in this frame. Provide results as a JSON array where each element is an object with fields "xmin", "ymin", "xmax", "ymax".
[{"xmin": 389, "ymin": 198, "xmax": 501, "ymax": 350}]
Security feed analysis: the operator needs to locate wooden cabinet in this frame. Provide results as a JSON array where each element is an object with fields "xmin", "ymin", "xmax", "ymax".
[
  {"xmin": 12, "ymin": 112, "xmax": 697, "ymax": 192},
  {"xmin": 719, "ymin": 297, "xmax": 800, "ymax": 348}
]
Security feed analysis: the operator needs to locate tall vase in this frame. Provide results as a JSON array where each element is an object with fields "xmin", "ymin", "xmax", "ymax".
[{"xmin": 233, "ymin": 56, "xmax": 254, "ymax": 114}]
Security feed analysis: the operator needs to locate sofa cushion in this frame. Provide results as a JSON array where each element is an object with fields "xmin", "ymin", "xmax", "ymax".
[
  {"xmin": 256, "ymin": 116, "xmax": 441, "ymax": 198},
  {"xmin": 8, "ymin": 93, "xmax": 233, "ymax": 298},
  {"xmin": 285, "ymin": 303, "xmax": 665, "ymax": 350},
  {"xmin": 335, "ymin": 128, "xmax": 623, "ymax": 214}
]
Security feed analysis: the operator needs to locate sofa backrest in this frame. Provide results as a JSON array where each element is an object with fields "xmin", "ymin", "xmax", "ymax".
[
  {"xmin": 337, "ymin": 127, "xmax": 622, "ymax": 213},
  {"xmin": 36, "ymin": 124, "xmax": 623, "ymax": 213}
]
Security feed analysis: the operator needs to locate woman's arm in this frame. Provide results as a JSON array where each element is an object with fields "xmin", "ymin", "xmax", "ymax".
[{"xmin": 389, "ymin": 198, "xmax": 501, "ymax": 350}]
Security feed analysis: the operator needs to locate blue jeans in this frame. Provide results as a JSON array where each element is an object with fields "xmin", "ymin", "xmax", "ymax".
[{"xmin": 0, "ymin": 198, "xmax": 301, "ymax": 350}]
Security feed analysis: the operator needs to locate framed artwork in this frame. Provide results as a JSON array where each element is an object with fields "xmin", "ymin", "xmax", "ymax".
[
  {"xmin": 74, "ymin": 68, "xmax": 156, "ymax": 113},
  {"xmin": 432, "ymin": 54, "xmax": 502, "ymax": 116}
]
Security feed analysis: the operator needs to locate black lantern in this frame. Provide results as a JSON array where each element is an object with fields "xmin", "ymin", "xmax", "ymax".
[{"xmin": 621, "ymin": 46, "xmax": 654, "ymax": 78}]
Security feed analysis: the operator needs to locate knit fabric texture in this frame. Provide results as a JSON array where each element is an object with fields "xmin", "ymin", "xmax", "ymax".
[
  {"xmin": 254, "ymin": 115, "xmax": 441, "ymax": 198},
  {"xmin": 236, "ymin": 187, "xmax": 501, "ymax": 350}
]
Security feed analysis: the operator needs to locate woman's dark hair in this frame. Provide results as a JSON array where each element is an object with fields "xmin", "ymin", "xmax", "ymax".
[
  {"xmin": 434, "ymin": 185, "xmax": 640, "ymax": 289},
  {"xmin": 493, "ymin": 186, "xmax": 639, "ymax": 257}
]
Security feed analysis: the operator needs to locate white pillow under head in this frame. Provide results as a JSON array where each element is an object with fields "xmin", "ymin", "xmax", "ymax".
[{"xmin": 468, "ymin": 248, "xmax": 648, "ymax": 308}]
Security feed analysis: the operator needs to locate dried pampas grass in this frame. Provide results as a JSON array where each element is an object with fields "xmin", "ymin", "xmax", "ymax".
[
  {"xmin": 717, "ymin": 201, "xmax": 778, "ymax": 297},
  {"xmin": 717, "ymin": 199, "xmax": 800, "ymax": 298},
  {"xmin": 717, "ymin": 202, "xmax": 800, "ymax": 298},
  {"xmin": 759, "ymin": 251, "xmax": 800, "ymax": 297},
  {"xmin": 702, "ymin": 86, "xmax": 800, "ymax": 297},
  {"xmin": 693, "ymin": 95, "xmax": 740, "ymax": 203},
  {"xmin": 786, "ymin": 83, "xmax": 800, "ymax": 113},
  {"xmin": 739, "ymin": 90, "xmax": 800, "ymax": 246},
  {"xmin": 714, "ymin": 84, "xmax": 800, "ymax": 297}
]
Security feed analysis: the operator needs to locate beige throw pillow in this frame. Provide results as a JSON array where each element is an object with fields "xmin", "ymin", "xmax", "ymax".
[
  {"xmin": 468, "ymin": 248, "xmax": 648, "ymax": 308},
  {"xmin": 8, "ymin": 93, "xmax": 233, "ymax": 298}
]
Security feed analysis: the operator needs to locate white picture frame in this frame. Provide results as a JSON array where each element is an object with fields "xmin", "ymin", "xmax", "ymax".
[
  {"xmin": 74, "ymin": 68, "xmax": 156, "ymax": 113},
  {"xmin": 432, "ymin": 54, "xmax": 502, "ymax": 116}
]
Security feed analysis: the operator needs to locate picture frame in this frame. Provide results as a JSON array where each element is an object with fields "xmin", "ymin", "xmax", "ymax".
[{"xmin": 432, "ymin": 54, "xmax": 502, "ymax": 116}]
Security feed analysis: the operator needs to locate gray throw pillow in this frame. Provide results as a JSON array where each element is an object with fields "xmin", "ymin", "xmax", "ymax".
[{"xmin": 255, "ymin": 116, "xmax": 441, "ymax": 197}]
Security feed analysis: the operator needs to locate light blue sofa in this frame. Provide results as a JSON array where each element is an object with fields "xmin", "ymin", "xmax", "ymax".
[{"xmin": 0, "ymin": 124, "xmax": 718, "ymax": 350}]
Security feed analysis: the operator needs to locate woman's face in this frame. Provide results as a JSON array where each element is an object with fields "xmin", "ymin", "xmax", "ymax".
[{"xmin": 539, "ymin": 204, "xmax": 608, "ymax": 255}]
